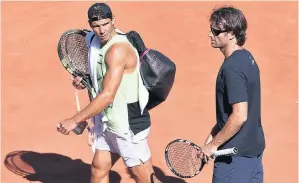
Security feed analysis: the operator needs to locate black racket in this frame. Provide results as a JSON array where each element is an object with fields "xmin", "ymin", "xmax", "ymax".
[
  {"xmin": 57, "ymin": 28, "xmax": 96, "ymax": 97},
  {"xmin": 165, "ymin": 139, "xmax": 238, "ymax": 178}
]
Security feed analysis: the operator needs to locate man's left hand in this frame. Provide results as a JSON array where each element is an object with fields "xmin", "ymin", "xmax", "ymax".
[
  {"xmin": 57, "ymin": 118, "xmax": 78, "ymax": 135},
  {"xmin": 198, "ymin": 142, "xmax": 218, "ymax": 164}
]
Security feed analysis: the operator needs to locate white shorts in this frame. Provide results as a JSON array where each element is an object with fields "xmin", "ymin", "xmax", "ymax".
[{"xmin": 92, "ymin": 127, "xmax": 151, "ymax": 168}]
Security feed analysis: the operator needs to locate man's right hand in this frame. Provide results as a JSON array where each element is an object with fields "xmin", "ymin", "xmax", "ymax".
[{"xmin": 71, "ymin": 76, "xmax": 86, "ymax": 90}]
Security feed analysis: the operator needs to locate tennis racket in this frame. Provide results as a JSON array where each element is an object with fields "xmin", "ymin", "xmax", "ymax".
[
  {"xmin": 57, "ymin": 28, "xmax": 96, "ymax": 97},
  {"xmin": 57, "ymin": 29, "xmax": 94, "ymax": 135},
  {"xmin": 165, "ymin": 139, "xmax": 238, "ymax": 178}
]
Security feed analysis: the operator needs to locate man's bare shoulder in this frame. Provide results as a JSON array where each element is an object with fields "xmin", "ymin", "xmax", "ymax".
[{"xmin": 105, "ymin": 43, "xmax": 134, "ymax": 64}]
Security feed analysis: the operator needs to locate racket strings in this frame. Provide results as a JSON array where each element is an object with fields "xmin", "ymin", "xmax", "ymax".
[
  {"xmin": 167, "ymin": 142, "xmax": 203, "ymax": 177},
  {"xmin": 65, "ymin": 33, "xmax": 89, "ymax": 75}
]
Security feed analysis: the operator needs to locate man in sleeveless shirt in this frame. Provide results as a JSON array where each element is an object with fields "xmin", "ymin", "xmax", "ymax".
[
  {"xmin": 198, "ymin": 6, "xmax": 266, "ymax": 183},
  {"xmin": 57, "ymin": 3, "xmax": 161, "ymax": 183}
]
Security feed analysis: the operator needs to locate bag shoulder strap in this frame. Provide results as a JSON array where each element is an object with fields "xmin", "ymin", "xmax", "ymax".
[{"xmin": 90, "ymin": 34, "xmax": 95, "ymax": 45}]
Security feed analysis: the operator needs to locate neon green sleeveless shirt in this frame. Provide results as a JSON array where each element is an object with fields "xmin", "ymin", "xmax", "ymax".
[{"xmin": 97, "ymin": 34, "xmax": 149, "ymax": 134}]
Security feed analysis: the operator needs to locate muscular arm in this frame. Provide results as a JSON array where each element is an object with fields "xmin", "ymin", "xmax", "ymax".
[
  {"xmin": 71, "ymin": 43, "xmax": 130, "ymax": 123},
  {"xmin": 211, "ymin": 102, "xmax": 247, "ymax": 148}
]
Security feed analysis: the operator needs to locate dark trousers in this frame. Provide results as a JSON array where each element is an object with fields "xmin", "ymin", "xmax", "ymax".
[{"xmin": 212, "ymin": 154, "xmax": 263, "ymax": 183}]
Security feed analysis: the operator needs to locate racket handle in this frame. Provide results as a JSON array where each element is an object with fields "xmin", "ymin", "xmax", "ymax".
[
  {"xmin": 74, "ymin": 88, "xmax": 81, "ymax": 111},
  {"xmin": 73, "ymin": 88, "xmax": 89, "ymax": 135},
  {"xmin": 73, "ymin": 121, "xmax": 88, "ymax": 135},
  {"xmin": 213, "ymin": 147, "xmax": 238, "ymax": 157}
]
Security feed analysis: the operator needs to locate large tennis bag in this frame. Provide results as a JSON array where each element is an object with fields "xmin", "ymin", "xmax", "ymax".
[{"xmin": 124, "ymin": 31, "xmax": 176, "ymax": 110}]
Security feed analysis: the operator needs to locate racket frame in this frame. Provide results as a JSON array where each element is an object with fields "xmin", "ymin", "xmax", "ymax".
[{"xmin": 165, "ymin": 139, "xmax": 203, "ymax": 178}]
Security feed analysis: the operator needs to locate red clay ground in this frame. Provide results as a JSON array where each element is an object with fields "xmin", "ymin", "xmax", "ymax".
[{"xmin": 1, "ymin": 2, "xmax": 298, "ymax": 183}]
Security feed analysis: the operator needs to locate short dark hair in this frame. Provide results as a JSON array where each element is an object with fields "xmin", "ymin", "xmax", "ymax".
[
  {"xmin": 209, "ymin": 6, "xmax": 247, "ymax": 46},
  {"xmin": 88, "ymin": 3, "xmax": 113, "ymax": 22}
]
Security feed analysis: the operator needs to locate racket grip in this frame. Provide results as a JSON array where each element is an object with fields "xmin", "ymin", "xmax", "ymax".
[
  {"xmin": 213, "ymin": 147, "xmax": 238, "ymax": 157},
  {"xmin": 73, "ymin": 121, "xmax": 88, "ymax": 135}
]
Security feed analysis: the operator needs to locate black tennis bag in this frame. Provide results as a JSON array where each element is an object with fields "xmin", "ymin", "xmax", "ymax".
[
  {"xmin": 124, "ymin": 31, "xmax": 176, "ymax": 110},
  {"xmin": 89, "ymin": 30, "xmax": 176, "ymax": 110}
]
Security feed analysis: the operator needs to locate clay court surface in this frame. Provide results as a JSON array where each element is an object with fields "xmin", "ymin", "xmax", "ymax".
[{"xmin": 1, "ymin": 1, "xmax": 298, "ymax": 183}]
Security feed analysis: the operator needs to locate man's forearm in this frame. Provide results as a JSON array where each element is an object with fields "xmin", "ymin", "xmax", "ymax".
[
  {"xmin": 211, "ymin": 114, "xmax": 245, "ymax": 148},
  {"xmin": 72, "ymin": 92, "xmax": 113, "ymax": 123}
]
